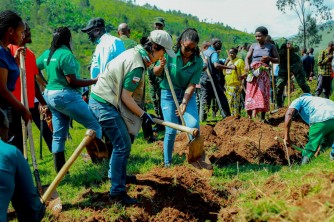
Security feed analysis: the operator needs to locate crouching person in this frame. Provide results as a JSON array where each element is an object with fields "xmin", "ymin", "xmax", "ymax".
[
  {"xmin": 88, "ymin": 30, "xmax": 175, "ymax": 205},
  {"xmin": 284, "ymin": 93, "xmax": 334, "ymax": 165}
]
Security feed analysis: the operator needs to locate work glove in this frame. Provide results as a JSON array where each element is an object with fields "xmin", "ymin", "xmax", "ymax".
[{"xmin": 140, "ymin": 112, "xmax": 156, "ymax": 125}]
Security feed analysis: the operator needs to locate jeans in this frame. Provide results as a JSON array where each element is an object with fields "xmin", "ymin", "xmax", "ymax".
[
  {"xmin": 89, "ymin": 98, "xmax": 132, "ymax": 195},
  {"xmin": 161, "ymin": 89, "xmax": 199, "ymax": 165},
  {"xmin": 44, "ymin": 89, "xmax": 102, "ymax": 153}
]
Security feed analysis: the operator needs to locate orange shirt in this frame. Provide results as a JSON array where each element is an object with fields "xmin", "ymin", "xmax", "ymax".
[{"xmin": 9, "ymin": 45, "xmax": 38, "ymax": 108}]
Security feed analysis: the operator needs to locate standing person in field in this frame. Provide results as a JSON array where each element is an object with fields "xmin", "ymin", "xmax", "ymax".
[
  {"xmin": 0, "ymin": 10, "xmax": 31, "ymax": 152},
  {"xmin": 301, "ymin": 47, "xmax": 313, "ymax": 81},
  {"xmin": 82, "ymin": 18, "xmax": 125, "ymax": 79},
  {"xmin": 284, "ymin": 93, "xmax": 334, "ymax": 165},
  {"xmin": 9, "ymin": 21, "xmax": 53, "ymax": 153},
  {"xmin": 308, "ymin": 47, "xmax": 315, "ymax": 81},
  {"xmin": 315, "ymin": 41, "xmax": 334, "ymax": 99},
  {"xmin": 117, "ymin": 23, "xmax": 137, "ymax": 50},
  {"xmin": 37, "ymin": 27, "xmax": 102, "ymax": 172},
  {"xmin": 0, "ymin": 109, "xmax": 45, "ymax": 222},
  {"xmin": 224, "ymin": 47, "xmax": 245, "ymax": 116},
  {"xmin": 154, "ymin": 28, "xmax": 202, "ymax": 167},
  {"xmin": 89, "ymin": 30, "xmax": 175, "ymax": 204},
  {"xmin": 200, "ymin": 38, "xmax": 233, "ymax": 121},
  {"xmin": 244, "ymin": 26, "xmax": 279, "ymax": 121}
]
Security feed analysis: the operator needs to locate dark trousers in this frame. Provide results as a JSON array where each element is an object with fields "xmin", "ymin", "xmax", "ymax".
[{"xmin": 315, "ymin": 75, "xmax": 332, "ymax": 99}]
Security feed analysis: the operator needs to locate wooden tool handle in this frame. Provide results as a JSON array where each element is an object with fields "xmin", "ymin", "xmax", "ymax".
[
  {"xmin": 153, "ymin": 118, "xmax": 199, "ymax": 137},
  {"xmin": 42, "ymin": 130, "xmax": 96, "ymax": 203}
]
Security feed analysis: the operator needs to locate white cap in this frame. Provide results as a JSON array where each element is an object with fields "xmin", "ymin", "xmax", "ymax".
[{"xmin": 150, "ymin": 30, "xmax": 176, "ymax": 58}]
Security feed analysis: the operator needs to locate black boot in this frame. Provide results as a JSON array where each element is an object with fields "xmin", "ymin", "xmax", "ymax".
[{"xmin": 53, "ymin": 151, "xmax": 65, "ymax": 173}]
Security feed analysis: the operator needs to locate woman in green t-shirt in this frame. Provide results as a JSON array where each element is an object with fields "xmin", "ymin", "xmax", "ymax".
[
  {"xmin": 154, "ymin": 28, "xmax": 203, "ymax": 167},
  {"xmin": 37, "ymin": 27, "xmax": 102, "ymax": 172}
]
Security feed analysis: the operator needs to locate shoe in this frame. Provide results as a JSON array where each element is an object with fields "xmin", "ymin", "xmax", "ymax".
[
  {"xmin": 300, "ymin": 156, "xmax": 310, "ymax": 165},
  {"xmin": 330, "ymin": 152, "xmax": 334, "ymax": 161},
  {"xmin": 53, "ymin": 152, "xmax": 66, "ymax": 173},
  {"xmin": 147, "ymin": 136, "xmax": 157, "ymax": 144},
  {"xmin": 109, "ymin": 193, "xmax": 138, "ymax": 205},
  {"xmin": 164, "ymin": 163, "xmax": 172, "ymax": 168},
  {"xmin": 126, "ymin": 175, "xmax": 137, "ymax": 184}
]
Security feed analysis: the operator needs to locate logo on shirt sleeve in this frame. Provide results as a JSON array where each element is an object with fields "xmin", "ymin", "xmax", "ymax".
[{"xmin": 132, "ymin": 76, "xmax": 140, "ymax": 84}]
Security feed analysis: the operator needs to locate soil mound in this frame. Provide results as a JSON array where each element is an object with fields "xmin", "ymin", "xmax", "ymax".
[{"xmin": 173, "ymin": 108, "xmax": 309, "ymax": 166}]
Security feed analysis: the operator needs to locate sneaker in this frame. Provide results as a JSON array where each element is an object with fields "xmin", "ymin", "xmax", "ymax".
[
  {"xmin": 109, "ymin": 193, "xmax": 138, "ymax": 205},
  {"xmin": 126, "ymin": 175, "xmax": 137, "ymax": 184},
  {"xmin": 300, "ymin": 156, "xmax": 311, "ymax": 165},
  {"xmin": 330, "ymin": 152, "xmax": 334, "ymax": 161}
]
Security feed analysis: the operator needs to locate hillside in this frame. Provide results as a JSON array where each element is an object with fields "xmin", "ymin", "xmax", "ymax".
[{"xmin": 1, "ymin": 0, "xmax": 254, "ymax": 78}]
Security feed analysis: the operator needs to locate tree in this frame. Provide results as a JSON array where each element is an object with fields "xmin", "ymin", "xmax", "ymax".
[
  {"xmin": 296, "ymin": 15, "xmax": 322, "ymax": 48},
  {"xmin": 276, "ymin": 0, "xmax": 332, "ymax": 48}
]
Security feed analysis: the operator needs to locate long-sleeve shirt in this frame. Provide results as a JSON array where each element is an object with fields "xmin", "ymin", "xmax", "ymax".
[
  {"xmin": 317, "ymin": 49, "xmax": 333, "ymax": 76},
  {"xmin": 90, "ymin": 33, "xmax": 125, "ymax": 78}
]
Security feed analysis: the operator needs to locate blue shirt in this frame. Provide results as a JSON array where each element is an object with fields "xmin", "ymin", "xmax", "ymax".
[
  {"xmin": 289, "ymin": 95, "xmax": 334, "ymax": 125},
  {"xmin": 208, "ymin": 46, "xmax": 219, "ymax": 64},
  {"xmin": 0, "ymin": 46, "xmax": 20, "ymax": 92},
  {"xmin": 90, "ymin": 33, "xmax": 125, "ymax": 78}
]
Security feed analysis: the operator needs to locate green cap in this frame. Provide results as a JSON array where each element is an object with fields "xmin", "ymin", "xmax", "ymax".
[{"xmin": 153, "ymin": 17, "xmax": 165, "ymax": 26}]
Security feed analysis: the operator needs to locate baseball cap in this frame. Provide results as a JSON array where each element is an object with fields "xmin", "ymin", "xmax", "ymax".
[
  {"xmin": 153, "ymin": 17, "xmax": 165, "ymax": 26},
  {"xmin": 81, "ymin": 18, "xmax": 105, "ymax": 33},
  {"xmin": 150, "ymin": 30, "xmax": 175, "ymax": 58}
]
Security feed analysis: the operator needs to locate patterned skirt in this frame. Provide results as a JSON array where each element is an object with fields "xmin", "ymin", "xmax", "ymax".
[{"xmin": 226, "ymin": 85, "xmax": 241, "ymax": 116}]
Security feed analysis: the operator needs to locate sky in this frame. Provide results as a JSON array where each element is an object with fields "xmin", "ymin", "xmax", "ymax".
[{"xmin": 134, "ymin": 0, "xmax": 334, "ymax": 38}]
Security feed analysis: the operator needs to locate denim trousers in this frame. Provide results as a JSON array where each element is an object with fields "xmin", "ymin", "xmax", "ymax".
[
  {"xmin": 43, "ymin": 89, "xmax": 102, "ymax": 153},
  {"xmin": 161, "ymin": 89, "xmax": 199, "ymax": 165},
  {"xmin": 89, "ymin": 98, "xmax": 132, "ymax": 195}
]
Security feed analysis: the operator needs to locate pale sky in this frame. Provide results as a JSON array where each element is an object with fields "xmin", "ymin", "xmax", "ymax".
[{"xmin": 134, "ymin": 0, "xmax": 334, "ymax": 38}]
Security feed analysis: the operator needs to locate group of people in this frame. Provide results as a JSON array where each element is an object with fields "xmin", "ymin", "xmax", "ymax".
[{"xmin": 0, "ymin": 9, "xmax": 333, "ymax": 221}]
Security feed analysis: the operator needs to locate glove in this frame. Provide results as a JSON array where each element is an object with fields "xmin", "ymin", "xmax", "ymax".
[{"xmin": 140, "ymin": 112, "xmax": 155, "ymax": 125}]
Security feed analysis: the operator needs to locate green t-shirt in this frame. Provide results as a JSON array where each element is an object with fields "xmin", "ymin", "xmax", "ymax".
[
  {"xmin": 37, "ymin": 45, "xmax": 80, "ymax": 90},
  {"xmin": 91, "ymin": 67, "xmax": 143, "ymax": 103},
  {"xmin": 120, "ymin": 35, "xmax": 137, "ymax": 50},
  {"xmin": 158, "ymin": 50, "xmax": 203, "ymax": 90}
]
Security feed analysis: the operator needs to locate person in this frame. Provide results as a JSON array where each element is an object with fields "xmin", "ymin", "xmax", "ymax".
[
  {"xmin": 275, "ymin": 39, "xmax": 310, "ymax": 108},
  {"xmin": 307, "ymin": 47, "xmax": 315, "ymax": 81},
  {"xmin": 89, "ymin": 30, "xmax": 175, "ymax": 204},
  {"xmin": 315, "ymin": 41, "xmax": 334, "ymax": 99},
  {"xmin": 0, "ymin": 10, "xmax": 31, "ymax": 152},
  {"xmin": 81, "ymin": 18, "xmax": 125, "ymax": 79},
  {"xmin": 0, "ymin": 108, "xmax": 45, "ymax": 222},
  {"xmin": 9, "ymin": 21, "xmax": 53, "ymax": 153},
  {"xmin": 244, "ymin": 26, "xmax": 279, "ymax": 120},
  {"xmin": 153, "ymin": 28, "xmax": 202, "ymax": 167},
  {"xmin": 200, "ymin": 38, "xmax": 232, "ymax": 121},
  {"xmin": 117, "ymin": 23, "xmax": 137, "ymax": 50},
  {"xmin": 224, "ymin": 47, "xmax": 245, "ymax": 116},
  {"xmin": 147, "ymin": 17, "xmax": 166, "ymax": 134},
  {"xmin": 36, "ymin": 27, "xmax": 102, "ymax": 172},
  {"xmin": 301, "ymin": 47, "xmax": 313, "ymax": 81},
  {"xmin": 284, "ymin": 93, "xmax": 334, "ymax": 165}
]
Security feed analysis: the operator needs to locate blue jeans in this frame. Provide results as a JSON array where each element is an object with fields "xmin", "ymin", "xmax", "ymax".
[
  {"xmin": 89, "ymin": 98, "xmax": 132, "ymax": 195},
  {"xmin": 161, "ymin": 89, "xmax": 199, "ymax": 165},
  {"xmin": 44, "ymin": 89, "xmax": 102, "ymax": 153}
]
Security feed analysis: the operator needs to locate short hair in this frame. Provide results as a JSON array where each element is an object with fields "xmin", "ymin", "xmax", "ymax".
[
  {"xmin": 255, "ymin": 26, "xmax": 268, "ymax": 36},
  {"xmin": 328, "ymin": 41, "xmax": 334, "ymax": 47}
]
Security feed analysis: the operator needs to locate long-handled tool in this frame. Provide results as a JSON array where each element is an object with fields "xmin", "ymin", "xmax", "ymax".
[
  {"xmin": 164, "ymin": 66, "xmax": 212, "ymax": 171},
  {"xmin": 39, "ymin": 112, "xmax": 43, "ymax": 160},
  {"xmin": 20, "ymin": 50, "xmax": 62, "ymax": 213},
  {"xmin": 287, "ymin": 42, "xmax": 291, "ymax": 106},
  {"xmin": 153, "ymin": 117, "xmax": 199, "ymax": 137},
  {"xmin": 19, "ymin": 49, "xmax": 28, "ymax": 160},
  {"xmin": 42, "ymin": 130, "xmax": 96, "ymax": 207},
  {"xmin": 204, "ymin": 52, "xmax": 226, "ymax": 119},
  {"xmin": 275, "ymin": 136, "xmax": 303, "ymax": 152},
  {"xmin": 270, "ymin": 63, "xmax": 279, "ymax": 114}
]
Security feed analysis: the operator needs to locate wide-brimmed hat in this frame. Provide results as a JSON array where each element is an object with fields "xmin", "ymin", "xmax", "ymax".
[
  {"xmin": 153, "ymin": 17, "xmax": 165, "ymax": 26},
  {"xmin": 150, "ymin": 30, "xmax": 175, "ymax": 58},
  {"xmin": 81, "ymin": 18, "xmax": 105, "ymax": 33}
]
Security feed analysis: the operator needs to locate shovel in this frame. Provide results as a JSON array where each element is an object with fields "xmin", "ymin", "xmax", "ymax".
[
  {"xmin": 153, "ymin": 117, "xmax": 199, "ymax": 137},
  {"xmin": 42, "ymin": 130, "xmax": 96, "ymax": 210},
  {"xmin": 19, "ymin": 48, "xmax": 28, "ymax": 160},
  {"xmin": 287, "ymin": 42, "xmax": 291, "ymax": 106},
  {"xmin": 20, "ymin": 50, "xmax": 62, "ymax": 214},
  {"xmin": 163, "ymin": 66, "xmax": 212, "ymax": 171}
]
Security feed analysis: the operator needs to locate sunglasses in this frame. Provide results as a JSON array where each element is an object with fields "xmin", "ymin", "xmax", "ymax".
[{"xmin": 182, "ymin": 43, "xmax": 197, "ymax": 53}]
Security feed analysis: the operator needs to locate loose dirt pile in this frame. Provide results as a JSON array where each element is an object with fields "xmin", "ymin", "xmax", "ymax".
[{"xmin": 174, "ymin": 108, "xmax": 309, "ymax": 166}]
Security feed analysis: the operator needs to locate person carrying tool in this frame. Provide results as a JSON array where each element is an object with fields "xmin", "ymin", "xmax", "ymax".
[
  {"xmin": 316, "ymin": 41, "xmax": 334, "ymax": 99},
  {"xmin": 224, "ymin": 47, "xmax": 246, "ymax": 116},
  {"xmin": 0, "ymin": 108, "xmax": 45, "ymax": 222},
  {"xmin": 200, "ymin": 38, "xmax": 232, "ymax": 121},
  {"xmin": 245, "ymin": 26, "xmax": 280, "ymax": 121},
  {"xmin": 153, "ymin": 28, "xmax": 202, "ymax": 167},
  {"xmin": 37, "ymin": 27, "xmax": 102, "ymax": 172},
  {"xmin": 9, "ymin": 21, "xmax": 53, "ymax": 153},
  {"xmin": 275, "ymin": 38, "xmax": 310, "ymax": 108},
  {"xmin": 89, "ymin": 30, "xmax": 175, "ymax": 204},
  {"xmin": 284, "ymin": 93, "xmax": 334, "ymax": 165}
]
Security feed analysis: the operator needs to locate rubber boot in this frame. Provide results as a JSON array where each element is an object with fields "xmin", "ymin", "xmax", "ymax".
[{"xmin": 53, "ymin": 151, "xmax": 65, "ymax": 173}]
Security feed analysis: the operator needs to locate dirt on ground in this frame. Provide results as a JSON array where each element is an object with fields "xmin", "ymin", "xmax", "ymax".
[{"xmin": 9, "ymin": 108, "xmax": 317, "ymax": 221}]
